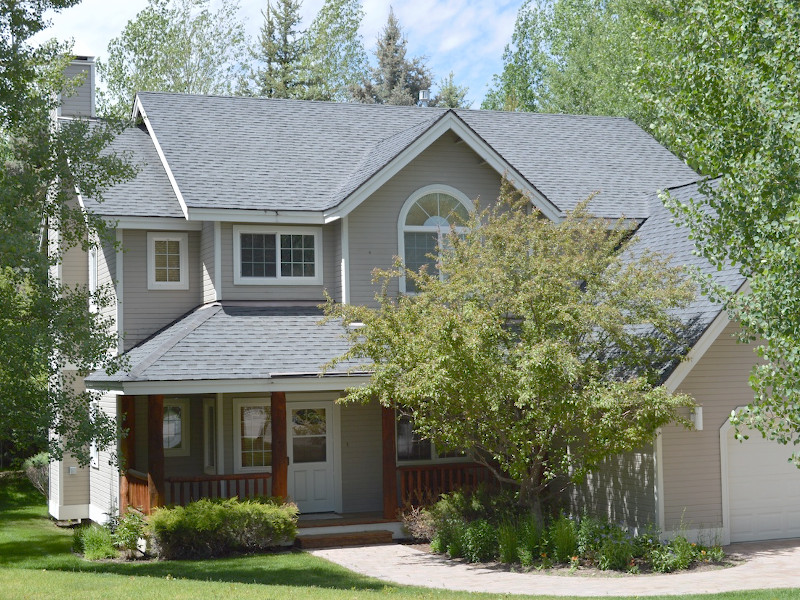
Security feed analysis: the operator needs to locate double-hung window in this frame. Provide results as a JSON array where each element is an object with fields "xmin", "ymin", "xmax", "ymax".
[
  {"xmin": 147, "ymin": 232, "xmax": 189, "ymax": 290},
  {"xmin": 233, "ymin": 226, "xmax": 322, "ymax": 285}
]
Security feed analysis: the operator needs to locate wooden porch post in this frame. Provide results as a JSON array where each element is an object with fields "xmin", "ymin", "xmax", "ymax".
[
  {"xmin": 271, "ymin": 391, "xmax": 288, "ymax": 500},
  {"xmin": 381, "ymin": 405, "xmax": 398, "ymax": 519},
  {"xmin": 119, "ymin": 395, "xmax": 136, "ymax": 514},
  {"xmin": 147, "ymin": 395, "xmax": 165, "ymax": 510}
]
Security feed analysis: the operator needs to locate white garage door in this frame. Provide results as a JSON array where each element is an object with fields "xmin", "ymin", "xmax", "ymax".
[{"xmin": 727, "ymin": 424, "xmax": 800, "ymax": 542}]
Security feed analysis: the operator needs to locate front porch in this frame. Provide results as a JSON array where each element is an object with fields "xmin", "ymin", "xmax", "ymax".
[{"xmin": 119, "ymin": 395, "xmax": 492, "ymax": 524}]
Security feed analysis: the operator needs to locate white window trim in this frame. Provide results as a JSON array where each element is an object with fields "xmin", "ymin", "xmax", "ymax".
[
  {"xmin": 88, "ymin": 245, "xmax": 98, "ymax": 313},
  {"xmin": 203, "ymin": 397, "xmax": 217, "ymax": 475},
  {"xmin": 233, "ymin": 397, "xmax": 272, "ymax": 474},
  {"xmin": 163, "ymin": 398, "xmax": 190, "ymax": 457},
  {"xmin": 233, "ymin": 225, "xmax": 323, "ymax": 286},
  {"xmin": 397, "ymin": 185, "xmax": 473, "ymax": 294},
  {"xmin": 147, "ymin": 232, "xmax": 189, "ymax": 290}
]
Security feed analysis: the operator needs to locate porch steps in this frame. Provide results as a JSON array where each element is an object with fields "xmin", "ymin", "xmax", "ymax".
[{"xmin": 294, "ymin": 529, "xmax": 394, "ymax": 549}]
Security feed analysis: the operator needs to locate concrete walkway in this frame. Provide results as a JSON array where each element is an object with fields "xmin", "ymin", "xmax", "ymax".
[{"xmin": 310, "ymin": 538, "xmax": 800, "ymax": 596}]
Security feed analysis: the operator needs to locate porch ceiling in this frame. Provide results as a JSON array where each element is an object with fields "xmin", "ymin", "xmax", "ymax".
[{"xmin": 85, "ymin": 302, "xmax": 367, "ymax": 386}]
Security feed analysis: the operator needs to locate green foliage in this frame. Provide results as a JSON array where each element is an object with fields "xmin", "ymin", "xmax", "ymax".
[
  {"xmin": 597, "ymin": 534, "xmax": 634, "ymax": 571},
  {"xmin": 326, "ymin": 182, "xmax": 696, "ymax": 511},
  {"xmin": 547, "ymin": 514, "xmax": 577, "ymax": 563},
  {"xmin": 112, "ymin": 510, "xmax": 147, "ymax": 556},
  {"xmin": 350, "ymin": 8, "xmax": 432, "ymax": 105},
  {"xmin": 639, "ymin": 0, "xmax": 800, "ymax": 463},
  {"xmin": 21, "ymin": 452, "xmax": 48, "ymax": 498},
  {"xmin": 74, "ymin": 524, "xmax": 118, "ymax": 561},
  {"xmin": 483, "ymin": 0, "xmax": 655, "ymax": 128},
  {"xmin": 430, "ymin": 72, "xmax": 470, "ymax": 109},
  {"xmin": 0, "ymin": 1, "xmax": 135, "ymax": 464},
  {"xmin": 302, "ymin": 0, "xmax": 368, "ymax": 101},
  {"xmin": 463, "ymin": 519, "xmax": 498, "ymax": 563},
  {"xmin": 251, "ymin": 0, "xmax": 306, "ymax": 98},
  {"xmin": 497, "ymin": 521, "xmax": 519, "ymax": 563},
  {"xmin": 98, "ymin": 0, "xmax": 248, "ymax": 118},
  {"xmin": 148, "ymin": 497, "xmax": 298, "ymax": 559}
]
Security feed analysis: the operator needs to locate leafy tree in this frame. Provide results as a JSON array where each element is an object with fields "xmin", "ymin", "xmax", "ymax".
[
  {"xmin": 430, "ymin": 71, "xmax": 470, "ymax": 109},
  {"xmin": 325, "ymin": 183, "xmax": 696, "ymax": 517},
  {"xmin": 483, "ymin": 0, "xmax": 655, "ymax": 127},
  {"xmin": 251, "ymin": 0, "xmax": 306, "ymax": 98},
  {"xmin": 302, "ymin": 0, "xmax": 368, "ymax": 101},
  {"xmin": 639, "ymin": 0, "xmax": 800, "ymax": 462},
  {"xmin": 98, "ymin": 0, "xmax": 247, "ymax": 118},
  {"xmin": 1, "ymin": 1, "xmax": 135, "ymax": 463},
  {"xmin": 351, "ymin": 7, "xmax": 432, "ymax": 106}
]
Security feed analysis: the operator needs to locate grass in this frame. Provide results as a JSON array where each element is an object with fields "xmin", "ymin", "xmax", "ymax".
[{"xmin": 0, "ymin": 476, "xmax": 798, "ymax": 600}]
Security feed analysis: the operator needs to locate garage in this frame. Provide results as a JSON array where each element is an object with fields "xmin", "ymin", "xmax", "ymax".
[{"xmin": 726, "ymin": 423, "xmax": 800, "ymax": 542}]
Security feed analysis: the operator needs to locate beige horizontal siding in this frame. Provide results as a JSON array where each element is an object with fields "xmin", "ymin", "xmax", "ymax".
[
  {"xmin": 201, "ymin": 221, "xmax": 216, "ymax": 303},
  {"xmin": 569, "ymin": 444, "xmax": 656, "ymax": 529},
  {"xmin": 323, "ymin": 220, "xmax": 342, "ymax": 303},
  {"xmin": 121, "ymin": 229, "xmax": 203, "ymax": 350},
  {"xmin": 89, "ymin": 391, "xmax": 118, "ymax": 521},
  {"xmin": 661, "ymin": 321, "xmax": 760, "ymax": 530},
  {"xmin": 348, "ymin": 133, "xmax": 503, "ymax": 306},
  {"xmin": 340, "ymin": 400, "xmax": 383, "ymax": 513}
]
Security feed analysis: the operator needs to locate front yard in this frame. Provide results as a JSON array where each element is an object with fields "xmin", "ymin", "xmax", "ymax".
[{"xmin": 1, "ymin": 476, "xmax": 797, "ymax": 600}]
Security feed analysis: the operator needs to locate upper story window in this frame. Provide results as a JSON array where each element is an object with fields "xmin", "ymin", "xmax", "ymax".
[
  {"xmin": 233, "ymin": 225, "xmax": 322, "ymax": 286},
  {"xmin": 398, "ymin": 185, "xmax": 472, "ymax": 293},
  {"xmin": 147, "ymin": 232, "xmax": 189, "ymax": 290}
]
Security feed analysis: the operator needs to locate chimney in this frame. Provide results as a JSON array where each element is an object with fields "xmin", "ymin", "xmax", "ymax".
[
  {"xmin": 419, "ymin": 89, "xmax": 430, "ymax": 107},
  {"xmin": 59, "ymin": 55, "xmax": 96, "ymax": 118}
]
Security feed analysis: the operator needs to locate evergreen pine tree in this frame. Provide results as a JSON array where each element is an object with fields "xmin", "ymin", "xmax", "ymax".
[
  {"xmin": 253, "ymin": 0, "xmax": 306, "ymax": 98},
  {"xmin": 430, "ymin": 71, "xmax": 470, "ymax": 108},
  {"xmin": 351, "ymin": 7, "xmax": 432, "ymax": 105}
]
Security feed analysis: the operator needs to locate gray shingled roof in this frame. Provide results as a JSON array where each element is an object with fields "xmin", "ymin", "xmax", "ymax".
[
  {"xmin": 81, "ymin": 123, "xmax": 184, "ymax": 218},
  {"xmin": 133, "ymin": 92, "xmax": 698, "ymax": 219},
  {"xmin": 631, "ymin": 178, "xmax": 746, "ymax": 364},
  {"xmin": 85, "ymin": 304, "xmax": 364, "ymax": 384}
]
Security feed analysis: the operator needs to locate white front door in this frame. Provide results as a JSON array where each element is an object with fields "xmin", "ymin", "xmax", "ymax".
[{"xmin": 287, "ymin": 401, "xmax": 336, "ymax": 513}]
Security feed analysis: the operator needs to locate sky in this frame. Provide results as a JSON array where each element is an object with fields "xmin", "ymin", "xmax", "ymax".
[{"xmin": 31, "ymin": 0, "xmax": 525, "ymax": 108}]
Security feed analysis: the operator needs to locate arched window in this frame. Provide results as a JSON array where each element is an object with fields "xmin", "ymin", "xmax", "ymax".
[{"xmin": 398, "ymin": 185, "xmax": 472, "ymax": 293}]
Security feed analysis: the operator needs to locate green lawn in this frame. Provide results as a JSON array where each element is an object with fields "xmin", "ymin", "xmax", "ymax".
[{"xmin": 0, "ymin": 476, "xmax": 797, "ymax": 600}]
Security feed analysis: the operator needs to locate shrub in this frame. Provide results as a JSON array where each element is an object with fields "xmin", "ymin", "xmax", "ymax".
[
  {"xmin": 463, "ymin": 519, "xmax": 497, "ymax": 562},
  {"xmin": 399, "ymin": 505, "xmax": 435, "ymax": 541},
  {"xmin": 113, "ymin": 510, "xmax": 148, "ymax": 557},
  {"xmin": 597, "ymin": 535, "xmax": 634, "ymax": 571},
  {"xmin": 650, "ymin": 544, "xmax": 682, "ymax": 573},
  {"xmin": 670, "ymin": 536, "xmax": 695, "ymax": 570},
  {"xmin": 22, "ymin": 452, "xmax": 48, "ymax": 498},
  {"xmin": 548, "ymin": 514, "xmax": 577, "ymax": 563},
  {"xmin": 74, "ymin": 524, "xmax": 118, "ymax": 560},
  {"xmin": 148, "ymin": 497, "xmax": 298, "ymax": 559},
  {"xmin": 518, "ymin": 513, "xmax": 544, "ymax": 560},
  {"xmin": 497, "ymin": 520, "xmax": 519, "ymax": 563}
]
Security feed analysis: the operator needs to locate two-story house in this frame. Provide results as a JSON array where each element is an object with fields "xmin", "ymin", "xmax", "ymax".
[{"xmin": 49, "ymin": 57, "xmax": 799, "ymax": 545}]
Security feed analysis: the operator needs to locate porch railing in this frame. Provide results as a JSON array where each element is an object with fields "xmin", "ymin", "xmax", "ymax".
[
  {"xmin": 122, "ymin": 469, "xmax": 151, "ymax": 514},
  {"xmin": 121, "ymin": 471, "xmax": 273, "ymax": 514},
  {"xmin": 397, "ymin": 462, "xmax": 494, "ymax": 506},
  {"xmin": 165, "ymin": 473, "xmax": 273, "ymax": 507}
]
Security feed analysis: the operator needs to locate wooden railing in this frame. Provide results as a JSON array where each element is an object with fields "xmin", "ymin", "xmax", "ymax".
[
  {"xmin": 397, "ymin": 462, "xmax": 494, "ymax": 506},
  {"xmin": 165, "ymin": 473, "xmax": 272, "ymax": 507},
  {"xmin": 122, "ymin": 469, "xmax": 151, "ymax": 514}
]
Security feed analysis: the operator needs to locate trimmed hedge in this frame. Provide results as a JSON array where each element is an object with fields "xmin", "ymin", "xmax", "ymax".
[{"xmin": 149, "ymin": 497, "xmax": 298, "ymax": 559}]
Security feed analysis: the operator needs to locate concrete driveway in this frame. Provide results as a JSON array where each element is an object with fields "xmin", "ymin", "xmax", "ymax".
[{"xmin": 310, "ymin": 538, "xmax": 800, "ymax": 596}]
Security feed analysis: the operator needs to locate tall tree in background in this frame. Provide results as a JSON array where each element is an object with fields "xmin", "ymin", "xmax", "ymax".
[
  {"xmin": 1, "ymin": 0, "xmax": 134, "ymax": 463},
  {"xmin": 98, "ymin": 0, "xmax": 247, "ymax": 118},
  {"xmin": 351, "ymin": 7, "xmax": 432, "ymax": 105},
  {"xmin": 483, "ymin": 0, "xmax": 654, "ymax": 128},
  {"xmin": 302, "ymin": 0, "xmax": 368, "ymax": 101},
  {"xmin": 251, "ymin": 0, "xmax": 306, "ymax": 98},
  {"xmin": 430, "ymin": 71, "xmax": 470, "ymax": 109},
  {"xmin": 639, "ymin": 0, "xmax": 800, "ymax": 463}
]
